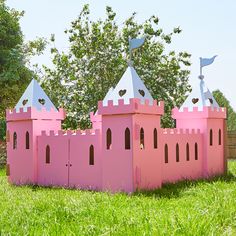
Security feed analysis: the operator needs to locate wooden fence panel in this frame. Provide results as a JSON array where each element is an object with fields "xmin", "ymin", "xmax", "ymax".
[{"xmin": 227, "ymin": 130, "xmax": 236, "ymax": 159}]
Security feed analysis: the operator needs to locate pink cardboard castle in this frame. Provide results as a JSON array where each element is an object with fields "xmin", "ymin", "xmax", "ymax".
[{"xmin": 6, "ymin": 65, "xmax": 227, "ymax": 193}]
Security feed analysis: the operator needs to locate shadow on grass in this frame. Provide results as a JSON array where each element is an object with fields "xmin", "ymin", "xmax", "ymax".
[
  {"xmin": 133, "ymin": 171, "xmax": 236, "ymax": 199},
  {"xmin": 27, "ymin": 171, "xmax": 236, "ymax": 199},
  {"xmin": 6, "ymin": 160, "xmax": 236, "ymax": 199}
]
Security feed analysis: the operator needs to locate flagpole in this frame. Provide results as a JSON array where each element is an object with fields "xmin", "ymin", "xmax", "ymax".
[{"xmin": 199, "ymin": 58, "xmax": 204, "ymax": 80}]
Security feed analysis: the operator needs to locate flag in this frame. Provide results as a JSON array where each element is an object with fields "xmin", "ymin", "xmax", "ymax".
[
  {"xmin": 200, "ymin": 55, "xmax": 217, "ymax": 68},
  {"xmin": 129, "ymin": 37, "xmax": 146, "ymax": 53}
]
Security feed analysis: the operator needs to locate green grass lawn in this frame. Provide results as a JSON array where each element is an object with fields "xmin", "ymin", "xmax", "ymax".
[{"xmin": 0, "ymin": 162, "xmax": 236, "ymax": 235}]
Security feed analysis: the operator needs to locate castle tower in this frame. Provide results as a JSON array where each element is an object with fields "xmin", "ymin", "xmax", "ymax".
[
  {"xmin": 172, "ymin": 77, "xmax": 227, "ymax": 176},
  {"xmin": 98, "ymin": 65, "xmax": 164, "ymax": 192},
  {"xmin": 6, "ymin": 79, "xmax": 65, "ymax": 184}
]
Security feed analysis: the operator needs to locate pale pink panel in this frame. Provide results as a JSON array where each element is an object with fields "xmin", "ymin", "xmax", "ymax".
[
  {"xmin": 69, "ymin": 131, "xmax": 102, "ymax": 190},
  {"xmin": 132, "ymin": 114, "xmax": 162, "ymax": 190},
  {"xmin": 162, "ymin": 130, "xmax": 203, "ymax": 183},
  {"xmin": 6, "ymin": 107, "xmax": 65, "ymax": 121},
  {"xmin": 174, "ymin": 109, "xmax": 225, "ymax": 177},
  {"xmin": 90, "ymin": 112, "xmax": 102, "ymax": 130},
  {"xmin": 102, "ymin": 115, "xmax": 134, "ymax": 193},
  {"xmin": 172, "ymin": 107, "xmax": 226, "ymax": 120},
  {"xmin": 33, "ymin": 120, "xmax": 62, "ymax": 183},
  {"xmin": 206, "ymin": 119, "xmax": 224, "ymax": 176},
  {"xmin": 37, "ymin": 133, "xmax": 69, "ymax": 187},
  {"xmin": 7, "ymin": 121, "xmax": 34, "ymax": 184},
  {"xmin": 97, "ymin": 99, "xmax": 164, "ymax": 116}
]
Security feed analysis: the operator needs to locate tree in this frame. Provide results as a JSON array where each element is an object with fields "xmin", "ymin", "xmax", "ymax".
[
  {"xmin": 0, "ymin": 0, "xmax": 47, "ymax": 139},
  {"xmin": 213, "ymin": 89, "xmax": 236, "ymax": 131},
  {"xmin": 43, "ymin": 5, "xmax": 191, "ymax": 129},
  {"xmin": 0, "ymin": 0, "xmax": 30, "ymax": 117}
]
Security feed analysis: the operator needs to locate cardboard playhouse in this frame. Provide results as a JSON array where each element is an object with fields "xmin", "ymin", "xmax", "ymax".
[{"xmin": 6, "ymin": 64, "xmax": 227, "ymax": 193}]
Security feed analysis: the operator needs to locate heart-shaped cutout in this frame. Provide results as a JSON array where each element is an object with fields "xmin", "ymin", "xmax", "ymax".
[
  {"xmin": 138, "ymin": 89, "xmax": 145, "ymax": 97},
  {"xmin": 192, "ymin": 98, "xmax": 199, "ymax": 104},
  {"xmin": 38, "ymin": 98, "xmax": 45, "ymax": 105},
  {"xmin": 22, "ymin": 99, "xmax": 28, "ymax": 106},
  {"xmin": 208, "ymin": 98, "xmax": 213, "ymax": 104},
  {"xmin": 119, "ymin": 89, "xmax": 126, "ymax": 97}
]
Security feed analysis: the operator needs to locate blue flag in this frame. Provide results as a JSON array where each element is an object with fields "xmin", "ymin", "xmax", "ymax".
[
  {"xmin": 129, "ymin": 37, "xmax": 146, "ymax": 52},
  {"xmin": 200, "ymin": 55, "xmax": 217, "ymax": 68}
]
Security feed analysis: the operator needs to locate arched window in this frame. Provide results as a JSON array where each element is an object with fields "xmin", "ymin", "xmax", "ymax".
[
  {"xmin": 89, "ymin": 145, "xmax": 94, "ymax": 165},
  {"xmin": 210, "ymin": 129, "xmax": 213, "ymax": 146},
  {"xmin": 106, "ymin": 128, "xmax": 112, "ymax": 150},
  {"xmin": 218, "ymin": 129, "xmax": 222, "ymax": 145},
  {"xmin": 164, "ymin": 144, "xmax": 168, "ymax": 163},
  {"xmin": 153, "ymin": 128, "xmax": 158, "ymax": 149},
  {"xmin": 26, "ymin": 131, "xmax": 30, "ymax": 149},
  {"xmin": 46, "ymin": 145, "xmax": 50, "ymax": 164},
  {"xmin": 186, "ymin": 143, "xmax": 190, "ymax": 161},
  {"xmin": 176, "ymin": 143, "xmax": 180, "ymax": 162},
  {"xmin": 125, "ymin": 128, "xmax": 131, "ymax": 150},
  {"xmin": 140, "ymin": 128, "xmax": 144, "ymax": 149},
  {"xmin": 195, "ymin": 143, "xmax": 198, "ymax": 160},
  {"xmin": 13, "ymin": 132, "xmax": 17, "ymax": 150}
]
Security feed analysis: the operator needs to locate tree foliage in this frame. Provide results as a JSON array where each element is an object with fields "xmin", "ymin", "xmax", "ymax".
[
  {"xmin": 0, "ymin": 0, "xmax": 47, "ymax": 139},
  {"xmin": 0, "ymin": 0, "xmax": 31, "ymax": 117},
  {"xmin": 43, "ymin": 5, "xmax": 191, "ymax": 129},
  {"xmin": 213, "ymin": 89, "xmax": 236, "ymax": 131}
]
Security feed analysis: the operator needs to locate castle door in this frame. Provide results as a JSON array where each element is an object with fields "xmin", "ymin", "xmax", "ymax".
[{"xmin": 37, "ymin": 137, "xmax": 70, "ymax": 187}]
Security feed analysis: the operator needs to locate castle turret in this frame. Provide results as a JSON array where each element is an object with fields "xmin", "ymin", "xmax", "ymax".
[
  {"xmin": 98, "ymin": 65, "xmax": 164, "ymax": 192},
  {"xmin": 6, "ymin": 79, "xmax": 65, "ymax": 184},
  {"xmin": 172, "ymin": 77, "xmax": 227, "ymax": 176}
]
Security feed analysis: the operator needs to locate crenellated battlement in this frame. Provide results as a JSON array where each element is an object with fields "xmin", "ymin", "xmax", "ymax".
[
  {"xmin": 97, "ymin": 98, "xmax": 164, "ymax": 116},
  {"xmin": 40, "ymin": 128, "xmax": 100, "ymax": 137},
  {"xmin": 172, "ymin": 106, "xmax": 226, "ymax": 119},
  {"xmin": 6, "ymin": 107, "xmax": 66, "ymax": 121},
  {"xmin": 90, "ymin": 112, "xmax": 102, "ymax": 130},
  {"xmin": 90, "ymin": 112, "xmax": 101, "ymax": 123},
  {"xmin": 162, "ymin": 128, "xmax": 201, "ymax": 135}
]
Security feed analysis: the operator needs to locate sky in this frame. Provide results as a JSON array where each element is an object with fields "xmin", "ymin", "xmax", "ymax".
[{"xmin": 6, "ymin": 0, "xmax": 236, "ymax": 110}]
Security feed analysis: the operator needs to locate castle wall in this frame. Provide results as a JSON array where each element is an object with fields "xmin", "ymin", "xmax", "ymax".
[
  {"xmin": 101, "ymin": 115, "xmax": 134, "ymax": 193},
  {"xmin": 37, "ymin": 129, "xmax": 102, "ymax": 190},
  {"xmin": 90, "ymin": 112, "xmax": 102, "ymax": 130},
  {"xmin": 37, "ymin": 131, "xmax": 69, "ymax": 187},
  {"xmin": 6, "ymin": 92, "xmax": 227, "ymax": 193},
  {"xmin": 7, "ymin": 118, "xmax": 62, "ymax": 184},
  {"xmin": 206, "ymin": 119, "xmax": 224, "ymax": 175},
  {"xmin": 6, "ymin": 107, "xmax": 64, "ymax": 184},
  {"xmin": 33, "ymin": 120, "xmax": 62, "ymax": 183},
  {"xmin": 161, "ymin": 129, "xmax": 203, "ymax": 183},
  {"xmin": 173, "ymin": 107, "xmax": 226, "ymax": 176},
  {"xmin": 7, "ymin": 121, "xmax": 34, "ymax": 184},
  {"xmin": 132, "ymin": 114, "xmax": 162, "ymax": 190},
  {"xmin": 69, "ymin": 130, "xmax": 102, "ymax": 190}
]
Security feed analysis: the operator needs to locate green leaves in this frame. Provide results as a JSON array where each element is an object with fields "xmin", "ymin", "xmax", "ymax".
[
  {"xmin": 0, "ymin": 1, "xmax": 34, "ymax": 119},
  {"xmin": 213, "ymin": 90, "xmax": 236, "ymax": 131},
  {"xmin": 44, "ymin": 4, "xmax": 191, "ymax": 129}
]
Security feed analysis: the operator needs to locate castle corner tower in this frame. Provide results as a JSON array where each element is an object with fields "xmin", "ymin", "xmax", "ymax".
[
  {"xmin": 98, "ymin": 65, "xmax": 164, "ymax": 192},
  {"xmin": 6, "ymin": 79, "xmax": 65, "ymax": 184},
  {"xmin": 172, "ymin": 76, "xmax": 227, "ymax": 176}
]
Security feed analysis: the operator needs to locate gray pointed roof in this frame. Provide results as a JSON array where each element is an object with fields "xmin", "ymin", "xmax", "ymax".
[
  {"xmin": 103, "ymin": 66, "xmax": 153, "ymax": 105},
  {"xmin": 180, "ymin": 78, "xmax": 219, "ymax": 111},
  {"xmin": 15, "ymin": 79, "xmax": 57, "ymax": 112}
]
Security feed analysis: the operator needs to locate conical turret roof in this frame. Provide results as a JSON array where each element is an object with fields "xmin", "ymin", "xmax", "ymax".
[
  {"xmin": 15, "ymin": 79, "xmax": 57, "ymax": 112},
  {"xmin": 180, "ymin": 77, "xmax": 219, "ymax": 111},
  {"xmin": 103, "ymin": 66, "xmax": 153, "ymax": 105}
]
